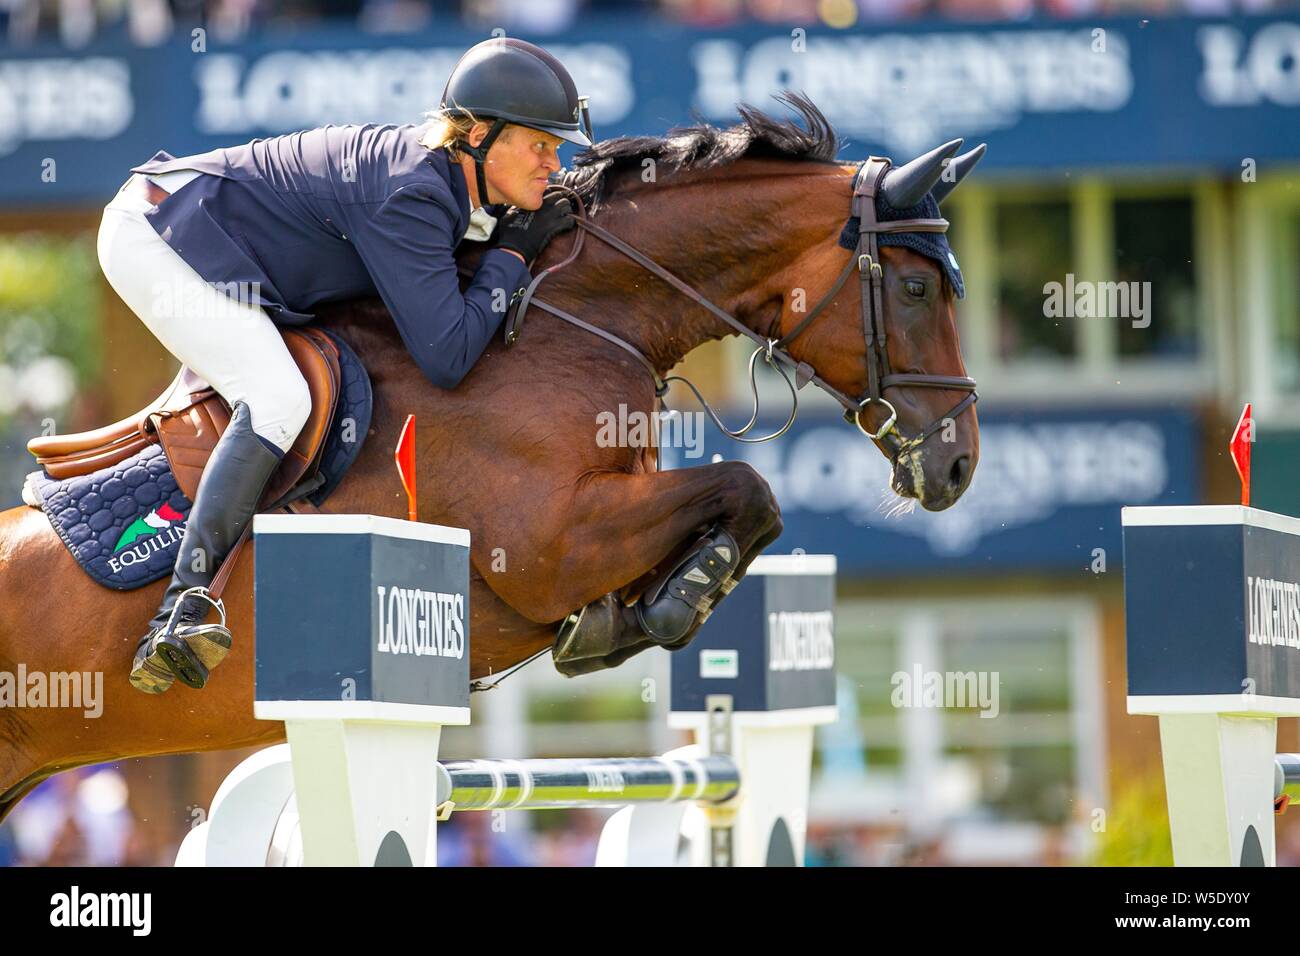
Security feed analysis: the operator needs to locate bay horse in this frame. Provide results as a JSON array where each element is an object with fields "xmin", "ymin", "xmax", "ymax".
[{"xmin": 0, "ymin": 96, "xmax": 981, "ymax": 821}]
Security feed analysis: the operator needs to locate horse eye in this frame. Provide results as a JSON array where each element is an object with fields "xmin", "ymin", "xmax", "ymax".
[{"xmin": 904, "ymin": 279, "xmax": 925, "ymax": 298}]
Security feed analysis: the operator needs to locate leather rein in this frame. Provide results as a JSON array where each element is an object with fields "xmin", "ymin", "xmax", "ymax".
[{"xmin": 501, "ymin": 157, "xmax": 978, "ymax": 461}]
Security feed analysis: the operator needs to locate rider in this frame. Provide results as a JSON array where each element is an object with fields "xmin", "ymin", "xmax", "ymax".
[{"xmin": 97, "ymin": 37, "xmax": 589, "ymax": 695}]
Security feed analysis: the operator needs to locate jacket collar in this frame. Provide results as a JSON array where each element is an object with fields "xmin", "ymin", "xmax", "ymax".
[{"xmin": 445, "ymin": 153, "xmax": 473, "ymax": 229}]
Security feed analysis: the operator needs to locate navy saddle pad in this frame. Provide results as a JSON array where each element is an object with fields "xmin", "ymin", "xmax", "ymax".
[{"xmin": 27, "ymin": 328, "xmax": 372, "ymax": 591}]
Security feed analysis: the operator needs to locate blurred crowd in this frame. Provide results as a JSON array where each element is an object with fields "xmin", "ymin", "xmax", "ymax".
[
  {"xmin": 2, "ymin": 0, "xmax": 1295, "ymax": 48},
  {"xmin": 0, "ymin": 769, "xmax": 163, "ymax": 866}
]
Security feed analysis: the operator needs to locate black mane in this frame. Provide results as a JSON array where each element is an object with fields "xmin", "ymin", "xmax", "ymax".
[{"xmin": 567, "ymin": 92, "xmax": 841, "ymax": 210}]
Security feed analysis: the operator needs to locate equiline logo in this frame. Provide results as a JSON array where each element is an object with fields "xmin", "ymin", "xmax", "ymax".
[{"xmin": 107, "ymin": 503, "xmax": 186, "ymax": 574}]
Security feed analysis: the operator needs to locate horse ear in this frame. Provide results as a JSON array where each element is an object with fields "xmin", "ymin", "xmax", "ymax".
[
  {"xmin": 931, "ymin": 144, "xmax": 987, "ymax": 206},
  {"xmin": 880, "ymin": 139, "xmax": 962, "ymax": 210}
]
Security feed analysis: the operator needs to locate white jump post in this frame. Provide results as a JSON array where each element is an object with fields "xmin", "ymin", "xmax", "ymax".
[
  {"xmin": 1123, "ymin": 505, "xmax": 1300, "ymax": 867},
  {"xmin": 597, "ymin": 554, "xmax": 838, "ymax": 866},
  {"xmin": 176, "ymin": 515, "xmax": 837, "ymax": 867},
  {"xmin": 178, "ymin": 513, "xmax": 471, "ymax": 867}
]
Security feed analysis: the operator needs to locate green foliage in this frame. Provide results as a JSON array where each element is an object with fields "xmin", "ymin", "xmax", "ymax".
[
  {"xmin": 528, "ymin": 687, "xmax": 651, "ymax": 723},
  {"xmin": 0, "ymin": 232, "xmax": 101, "ymax": 426},
  {"xmin": 1091, "ymin": 768, "xmax": 1174, "ymax": 867}
]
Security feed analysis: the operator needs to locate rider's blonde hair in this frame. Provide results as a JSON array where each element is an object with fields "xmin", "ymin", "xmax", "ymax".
[{"xmin": 419, "ymin": 108, "xmax": 513, "ymax": 160}]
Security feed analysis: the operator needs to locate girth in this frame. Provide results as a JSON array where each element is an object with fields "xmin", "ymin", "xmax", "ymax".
[{"xmin": 503, "ymin": 157, "xmax": 978, "ymax": 462}]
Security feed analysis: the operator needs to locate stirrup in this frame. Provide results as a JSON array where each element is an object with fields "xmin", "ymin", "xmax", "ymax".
[
  {"xmin": 553, "ymin": 604, "xmax": 588, "ymax": 661},
  {"xmin": 163, "ymin": 586, "xmax": 227, "ymax": 636},
  {"xmin": 153, "ymin": 586, "xmax": 233, "ymax": 690}
]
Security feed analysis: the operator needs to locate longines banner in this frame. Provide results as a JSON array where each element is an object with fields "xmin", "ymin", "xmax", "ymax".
[
  {"xmin": 1, "ymin": 14, "xmax": 1298, "ymax": 204},
  {"xmin": 660, "ymin": 406, "xmax": 1199, "ymax": 575}
]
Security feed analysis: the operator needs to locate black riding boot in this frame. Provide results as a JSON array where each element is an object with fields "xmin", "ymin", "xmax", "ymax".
[{"xmin": 129, "ymin": 401, "xmax": 282, "ymax": 694}]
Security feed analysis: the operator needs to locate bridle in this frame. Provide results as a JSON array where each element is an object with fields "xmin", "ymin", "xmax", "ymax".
[{"xmin": 502, "ymin": 156, "xmax": 978, "ymax": 463}]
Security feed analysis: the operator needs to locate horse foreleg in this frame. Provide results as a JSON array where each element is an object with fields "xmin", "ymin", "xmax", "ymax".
[{"xmin": 487, "ymin": 459, "xmax": 782, "ymax": 626}]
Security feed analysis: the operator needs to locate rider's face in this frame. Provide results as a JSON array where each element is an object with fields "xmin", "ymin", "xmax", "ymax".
[{"xmin": 469, "ymin": 123, "xmax": 564, "ymax": 210}]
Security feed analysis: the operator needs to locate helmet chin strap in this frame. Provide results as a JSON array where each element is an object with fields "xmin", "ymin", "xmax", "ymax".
[{"xmin": 459, "ymin": 117, "xmax": 506, "ymax": 210}]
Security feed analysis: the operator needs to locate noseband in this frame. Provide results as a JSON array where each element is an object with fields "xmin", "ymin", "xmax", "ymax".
[{"xmin": 502, "ymin": 157, "xmax": 978, "ymax": 463}]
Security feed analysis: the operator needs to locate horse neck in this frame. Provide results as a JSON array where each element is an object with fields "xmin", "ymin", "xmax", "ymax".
[{"xmin": 547, "ymin": 163, "xmax": 845, "ymax": 376}]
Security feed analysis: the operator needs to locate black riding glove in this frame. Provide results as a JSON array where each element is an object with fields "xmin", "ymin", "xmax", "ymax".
[{"xmin": 494, "ymin": 193, "xmax": 575, "ymax": 266}]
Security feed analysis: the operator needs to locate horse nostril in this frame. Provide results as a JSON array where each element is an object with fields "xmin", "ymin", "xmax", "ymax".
[{"xmin": 947, "ymin": 454, "xmax": 971, "ymax": 493}]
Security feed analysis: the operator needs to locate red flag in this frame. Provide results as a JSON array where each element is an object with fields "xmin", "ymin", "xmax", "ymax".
[
  {"xmin": 394, "ymin": 414, "xmax": 417, "ymax": 522},
  {"xmin": 1230, "ymin": 403, "xmax": 1252, "ymax": 507}
]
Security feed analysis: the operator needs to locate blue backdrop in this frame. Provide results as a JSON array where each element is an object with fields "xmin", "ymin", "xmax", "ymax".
[
  {"xmin": 660, "ymin": 406, "xmax": 1200, "ymax": 575},
  {"xmin": 2, "ymin": 14, "xmax": 1298, "ymax": 204}
]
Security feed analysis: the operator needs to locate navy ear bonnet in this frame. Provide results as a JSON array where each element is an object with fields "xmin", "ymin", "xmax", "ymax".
[{"xmin": 837, "ymin": 181, "xmax": 966, "ymax": 300}]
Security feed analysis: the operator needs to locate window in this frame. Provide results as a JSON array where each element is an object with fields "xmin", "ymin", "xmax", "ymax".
[
  {"xmin": 1113, "ymin": 196, "xmax": 1197, "ymax": 360},
  {"xmin": 938, "ymin": 615, "xmax": 1078, "ymax": 826},
  {"xmin": 994, "ymin": 197, "xmax": 1074, "ymax": 362},
  {"xmin": 1273, "ymin": 207, "xmax": 1300, "ymax": 394},
  {"xmin": 1241, "ymin": 174, "xmax": 1300, "ymax": 423},
  {"xmin": 821, "ymin": 598, "xmax": 1104, "ymax": 864}
]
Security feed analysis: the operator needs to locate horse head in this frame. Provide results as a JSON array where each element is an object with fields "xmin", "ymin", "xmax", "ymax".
[{"xmin": 766, "ymin": 138, "xmax": 985, "ymax": 512}]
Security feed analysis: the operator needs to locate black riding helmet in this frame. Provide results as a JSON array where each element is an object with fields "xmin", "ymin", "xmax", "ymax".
[{"xmin": 440, "ymin": 38, "xmax": 592, "ymax": 207}]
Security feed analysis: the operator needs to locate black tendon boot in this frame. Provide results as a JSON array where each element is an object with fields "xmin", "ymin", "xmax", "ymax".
[
  {"xmin": 634, "ymin": 526, "xmax": 741, "ymax": 645},
  {"xmin": 553, "ymin": 591, "xmax": 693, "ymax": 678},
  {"xmin": 553, "ymin": 593, "xmax": 641, "ymax": 672},
  {"xmin": 129, "ymin": 401, "xmax": 282, "ymax": 693}
]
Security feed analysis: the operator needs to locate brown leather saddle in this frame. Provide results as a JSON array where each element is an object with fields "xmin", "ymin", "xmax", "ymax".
[{"xmin": 28, "ymin": 326, "xmax": 342, "ymax": 510}]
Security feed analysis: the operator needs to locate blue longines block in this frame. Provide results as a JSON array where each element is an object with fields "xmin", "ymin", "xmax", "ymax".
[
  {"xmin": 671, "ymin": 554, "xmax": 836, "ymax": 713},
  {"xmin": 252, "ymin": 514, "xmax": 470, "ymax": 710},
  {"xmin": 1124, "ymin": 505, "xmax": 1300, "ymax": 702}
]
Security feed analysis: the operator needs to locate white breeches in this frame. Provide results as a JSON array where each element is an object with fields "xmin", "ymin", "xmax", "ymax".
[{"xmin": 96, "ymin": 172, "xmax": 311, "ymax": 454}]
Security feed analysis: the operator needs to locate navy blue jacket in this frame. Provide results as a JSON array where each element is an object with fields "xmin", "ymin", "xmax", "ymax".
[{"xmin": 129, "ymin": 121, "xmax": 533, "ymax": 390}]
